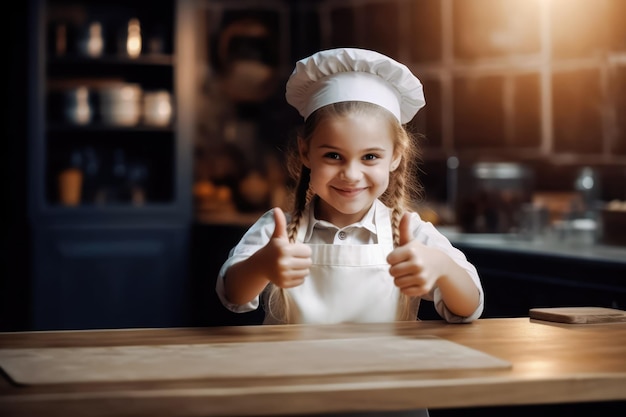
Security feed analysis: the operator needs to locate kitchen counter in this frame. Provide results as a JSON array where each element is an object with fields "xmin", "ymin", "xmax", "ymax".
[
  {"xmin": 1, "ymin": 318, "xmax": 625, "ymax": 416},
  {"xmin": 437, "ymin": 226, "xmax": 626, "ymax": 265}
]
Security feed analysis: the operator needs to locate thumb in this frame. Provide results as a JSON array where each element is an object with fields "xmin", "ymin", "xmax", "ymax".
[
  {"xmin": 271, "ymin": 207, "xmax": 289, "ymax": 239},
  {"xmin": 398, "ymin": 212, "xmax": 412, "ymax": 246}
]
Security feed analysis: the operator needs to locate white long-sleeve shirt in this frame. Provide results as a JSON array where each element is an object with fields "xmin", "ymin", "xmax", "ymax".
[{"xmin": 216, "ymin": 200, "xmax": 484, "ymax": 323}]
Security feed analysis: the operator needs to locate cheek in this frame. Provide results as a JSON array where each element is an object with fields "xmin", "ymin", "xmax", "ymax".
[
  {"xmin": 371, "ymin": 167, "xmax": 392, "ymax": 190},
  {"xmin": 307, "ymin": 162, "xmax": 331, "ymax": 184},
  {"xmin": 371, "ymin": 165, "xmax": 392, "ymax": 180},
  {"xmin": 310, "ymin": 163, "xmax": 337, "ymax": 181}
]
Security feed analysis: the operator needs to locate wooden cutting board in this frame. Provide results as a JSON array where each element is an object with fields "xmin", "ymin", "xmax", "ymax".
[
  {"xmin": 529, "ymin": 307, "xmax": 626, "ymax": 324},
  {"xmin": 0, "ymin": 335, "xmax": 511, "ymax": 385}
]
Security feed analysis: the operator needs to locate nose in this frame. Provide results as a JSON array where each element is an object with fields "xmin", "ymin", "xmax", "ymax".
[{"xmin": 340, "ymin": 160, "xmax": 362, "ymax": 182}]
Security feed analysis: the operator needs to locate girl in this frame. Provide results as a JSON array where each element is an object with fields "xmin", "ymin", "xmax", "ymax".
[{"xmin": 216, "ymin": 47, "xmax": 483, "ymax": 327}]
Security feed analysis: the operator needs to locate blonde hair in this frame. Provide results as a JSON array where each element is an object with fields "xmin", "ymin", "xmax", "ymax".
[{"xmin": 264, "ymin": 101, "xmax": 424, "ymax": 324}]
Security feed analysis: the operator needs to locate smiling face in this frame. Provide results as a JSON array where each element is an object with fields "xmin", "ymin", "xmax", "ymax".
[{"xmin": 299, "ymin": 111, "xmax": 400, "ymax": 227}]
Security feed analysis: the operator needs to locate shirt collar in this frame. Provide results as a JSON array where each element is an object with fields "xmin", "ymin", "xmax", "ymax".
[{"xmin": 302, "ymin": 199, "xmax": 379, "ymax": 241}]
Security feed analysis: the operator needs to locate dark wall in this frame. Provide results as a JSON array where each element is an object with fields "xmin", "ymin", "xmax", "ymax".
[
  {"xmin": 2, "ymin": 1, "xmax": 31, "ymax": 331},
  {"xmin": 190, "ymin": 224, "xmax": 264, "ymax": 327}
]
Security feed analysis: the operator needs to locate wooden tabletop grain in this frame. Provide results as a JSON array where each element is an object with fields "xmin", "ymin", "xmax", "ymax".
[{"xmin": 1, "ymin": 317, "xmax": 625, "ymax": 416}]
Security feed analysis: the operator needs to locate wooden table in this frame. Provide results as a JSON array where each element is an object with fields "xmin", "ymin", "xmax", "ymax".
[{"xmin": 1, "ymin": 317, "xmax": 625, "ymax": 416}]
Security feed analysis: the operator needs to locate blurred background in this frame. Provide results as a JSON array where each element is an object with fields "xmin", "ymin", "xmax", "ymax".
[{"xmin": 3, "ymin": 0, "xmax": 626, "ymax": 332}]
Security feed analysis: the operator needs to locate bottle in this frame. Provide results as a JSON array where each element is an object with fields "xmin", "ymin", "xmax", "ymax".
[
  {"xmin": 77, "ymin": 21, "xmax": 104, "ymax": 58},
  {"xmin": 572, "ymin": 166, "xmax": 600, "ymax": 245},
  {"xmin": 574, "ymin": 167, "xmax": 600, "ymax": 217},
  {"xmin": 110, "ymin": 149, "xmax": 130, "ymax": 202},
  {"xmin": 126, "ymin": 18, "xmax": 142, "ymax": 58},
  {"xmin": 58, "ymin": 150, "xmax": 84, "ymax": 206}
]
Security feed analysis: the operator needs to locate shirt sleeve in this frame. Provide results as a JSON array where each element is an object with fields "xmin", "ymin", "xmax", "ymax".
[
  {"xmin": 409, "ymin": 212, "xmax": 484, "ymax": 323},
  {"xmin": 215, "ymin": 209, "xmax": 277, "ymax": 313}
]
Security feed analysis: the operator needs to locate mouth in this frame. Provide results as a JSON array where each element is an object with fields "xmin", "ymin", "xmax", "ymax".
[{"xmin": 332, "ymin": 186, "xmax": 367, "ymax": 197}]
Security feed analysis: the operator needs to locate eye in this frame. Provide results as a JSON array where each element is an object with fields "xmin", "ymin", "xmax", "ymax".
[
  {"xmin": 363, "ymin": 154, "xmax": 379, "ymax": 161},
  {"xmin": 323, "ymin": 152, "xmax": 342, "ymax": 160}
]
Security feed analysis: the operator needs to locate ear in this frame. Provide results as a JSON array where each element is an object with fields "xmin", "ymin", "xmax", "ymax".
[
  {"xmin": 390, "ymin": 154, "xmax": 401, "ymax": 172},
  {"xmin": 298, "ymin": 137, "xmax": 311, "ymax": 168}
]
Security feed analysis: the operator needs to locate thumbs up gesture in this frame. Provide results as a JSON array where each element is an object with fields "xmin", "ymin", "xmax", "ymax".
[
  {"xmin": 260, "ymin": 207, "xmax": 312, "ymax": 288},
  {"xmin": 386, "ymin": 212, "xmax": 446, "ymax": 297}
]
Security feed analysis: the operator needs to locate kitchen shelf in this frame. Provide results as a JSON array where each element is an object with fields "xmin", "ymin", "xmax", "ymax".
[
  {"xmin": 35, "ymin": 0, "xmax": 181, "ymax": 213},
  {"xmin": 26, "ymin": 0, "xmax": 195, "ymax": 330},
  {"xmin": 43, "ymin": 130, "xmax": 175, "ymax": 207},
  {"xmin": 46, "ymin": 57, "xmax": 174, "ymax": 83},
  {"xmin": 46, "ymin": 123, "xmax": 174, "ymax": 132},
  {"xmin": 48, "ymin": 54, "xmax": 174, "ymax": 66}
]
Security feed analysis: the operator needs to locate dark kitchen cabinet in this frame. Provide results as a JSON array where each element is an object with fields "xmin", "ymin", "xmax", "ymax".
[
  {"xmin": 458, "ymin": 245, "xmax": 626, "ymax": 318},
  {"xmin": 31, "ymin": 225, "xmax": 190, "ymax": 330},
  {"xmin": 417, "ymin": 242, "xmax": 626, "ymax": 321},
  {"xmin": 27, "ymin": 0, "xmax": 197, "ymax": 330}
]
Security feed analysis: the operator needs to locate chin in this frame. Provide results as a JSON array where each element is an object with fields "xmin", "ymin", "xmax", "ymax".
[{"xmin": 331, "ymin": 201, "xmax": 372, "ymax": 216}]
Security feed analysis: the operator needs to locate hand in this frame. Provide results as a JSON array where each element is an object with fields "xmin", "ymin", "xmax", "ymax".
[
  {"xmin": 386, "ymin": 212, "xmax": 447, "ymax": 297},
  {"xmin": 259, "ymin": 207, "xmax": 312, "ymax": 288}
]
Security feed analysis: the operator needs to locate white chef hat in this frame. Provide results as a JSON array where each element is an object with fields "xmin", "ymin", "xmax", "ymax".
[{"xmin": 285, "ymin": 48, "xmax": 425, "ymax": 124}]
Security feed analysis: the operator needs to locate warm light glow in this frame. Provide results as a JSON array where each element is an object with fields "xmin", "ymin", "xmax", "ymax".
[
  {"xmin": 155, "ymin": 100, "xmax": 172, "ymax": 118},
  {"xmin": 143, "ymin": 91, "xmax": 173, "ymax": 126},
  {"xmin": 74, "ymin": 86, "xmax": 91, "ymax": 124},
  {"xmin": 522, "ymin": 358, "xmax": 562, "ymax": 377},
  {"xmin": 120, "ymin": 85, "xmax": 138, "ymax": 99},
  {"xmin": 87, "ymin": 22, "xmax": 103, "ymax": 57},
  {"xmin": 126, "ymin": 18, "xmax": 142, "ymax": 58}
]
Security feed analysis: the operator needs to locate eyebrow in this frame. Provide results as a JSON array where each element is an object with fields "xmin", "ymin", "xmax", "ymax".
[{"xmin": 317, "ymin": 145, "xmax": 388, "ymax": 153}]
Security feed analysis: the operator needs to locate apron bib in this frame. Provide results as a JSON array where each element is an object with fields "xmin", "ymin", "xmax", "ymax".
[{"xmin": 286, "ymin": 203, "xmax": 400, "ymax": 324}]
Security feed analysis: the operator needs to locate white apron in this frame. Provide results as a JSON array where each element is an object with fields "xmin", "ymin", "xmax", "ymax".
[
  {"xmin": 278, "ymin": 204, "xmax": 430, "ymax": 416},
  {"xmin": 286, "ymin": 203, "xmax": 400, "ymax": 324}
]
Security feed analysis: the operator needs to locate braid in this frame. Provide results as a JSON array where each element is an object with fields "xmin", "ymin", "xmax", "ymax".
[
  {"xmin": 286, "ymin": 167, "xmax": 310, "ymax": 243},
  {"xmin": 388, "ymin": 168, "xmax": 408, "ymax": 248},
  {"xmin": 384, "ymin": 152, "xmax": 414, "ymax": 321}
]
